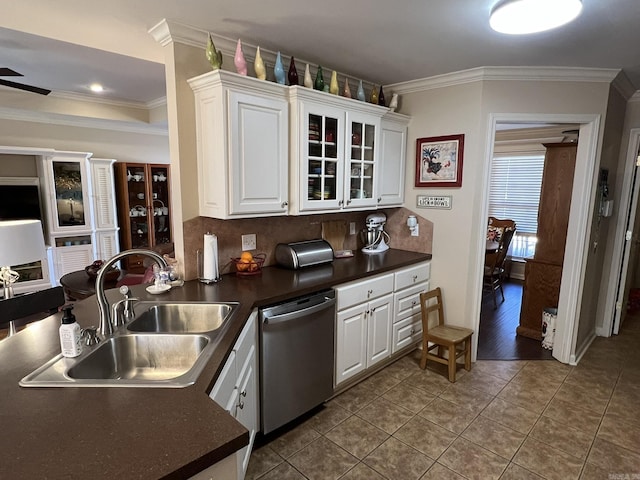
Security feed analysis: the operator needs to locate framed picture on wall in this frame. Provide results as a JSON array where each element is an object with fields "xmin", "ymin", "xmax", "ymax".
[{"xmin": 415, "ymin": 134, "xmax": 464, "ymax": 188}]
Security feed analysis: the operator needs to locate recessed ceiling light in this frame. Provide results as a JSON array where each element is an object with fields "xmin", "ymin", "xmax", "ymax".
[
  {"xmin": 490, "ymin": 0, "xmax": 582, "ymax": 34},
  {"xmin": 89, "ymin": 83, "xmax": 104, "ymax": 93}
]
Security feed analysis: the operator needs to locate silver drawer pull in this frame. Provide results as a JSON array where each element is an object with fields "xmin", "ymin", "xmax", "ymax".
[
  {"xmin": 412, "ymin": 275, "xmax": 418, "ymax": 282},
  {"xmin": 367, "ymin": 289, "xmax": 373, "ymax": 298}
]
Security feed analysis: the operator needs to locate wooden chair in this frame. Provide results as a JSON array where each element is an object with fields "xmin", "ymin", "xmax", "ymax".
[
  {"xmin": 484, "ymin": 217, "xmax": 516, "ymax": 309},
  {"xmin": 419, "ymin": 287, "xmax": 473, "ymax": 382},
  {"xmin": 0, "ymin": 286, "xmax": 65, "ymax": 338}
]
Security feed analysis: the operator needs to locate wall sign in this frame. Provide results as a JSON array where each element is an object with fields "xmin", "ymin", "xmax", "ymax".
[{"xmin": 417, "ymin": 195, "xmax": 452, "ymax": 209}]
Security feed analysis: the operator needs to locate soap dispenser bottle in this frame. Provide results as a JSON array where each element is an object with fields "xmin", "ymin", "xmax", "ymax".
[{"xmin": 59, "ymin": 305, "xmax": 82, "ymax": 358}]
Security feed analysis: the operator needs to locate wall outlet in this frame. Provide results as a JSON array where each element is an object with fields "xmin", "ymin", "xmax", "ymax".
[
  {"xmin": 349, "ymin": 222, "xmax": 356, "ymax": 235},
  {"xmin": 242, "ymin": 234, "xmax": 257, "ymax": 251}
]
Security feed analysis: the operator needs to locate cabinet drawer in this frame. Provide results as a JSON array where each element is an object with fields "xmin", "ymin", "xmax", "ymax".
[
  {"xmin": 394, "ymin": 282, "xmax": 429, "ymax": 321},
  {"xmin": 335, "ymin": 273, "xmax": 394, "ymax": 311},
  {"xmin": 395, "ymin": 262, "xmax": 431, "ymax": 291},
  {"xmin": 392, "ymin": 314, "xmax": 422, "ymax": 353}
]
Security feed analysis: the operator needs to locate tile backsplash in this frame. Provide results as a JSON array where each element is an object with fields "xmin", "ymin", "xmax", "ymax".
[{"xmin": 182, "ymin": 207, "xmax": 433, "ymax": 279}]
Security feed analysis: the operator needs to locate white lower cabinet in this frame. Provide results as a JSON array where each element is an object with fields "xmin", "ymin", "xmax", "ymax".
[
  {"xmin": 335, "ymin": 261, "xmax": 431, "ymax": 387},
  {"xmin": 335, "ymin": 273, "xmax": 394, "ymax": 386},
  {"xmin": 208, "ymin": 310, "xmax": 258, "ymax": 480},
  {"xmin": 335, "ymin": 292, "xmax": 393, "ymax": 385}
]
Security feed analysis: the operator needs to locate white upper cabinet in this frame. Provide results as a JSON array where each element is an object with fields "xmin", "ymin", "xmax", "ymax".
[
  {"xmin": 378, "ymin": 113, "xmax": 410, "ymax": 207},
  {"xmin": 189, "ymin": 70, "xmax": 289, "ymax": 219},
  {"xmin": 288, "ymin": 86, "xmax": 386, "ymax": 215},
  {"xmin": 189, "ymin": 71, "xmax": 410, "ymax": 218}
]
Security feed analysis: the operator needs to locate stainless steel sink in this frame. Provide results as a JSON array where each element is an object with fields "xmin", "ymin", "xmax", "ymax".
[
  {"xmin": 67, "ymin": 334, "xmax": 210, "ymax": 381},
  {"xmin": 127, "ymin": 302, "xmax": 238, "ymax": 334},
  {"xmin": 20, "ymin": 301, "xmax": 239, "ymax": 388},
  {"xmin": 20, "ymin": 333, "xmax": 213, "ymax": 388}
]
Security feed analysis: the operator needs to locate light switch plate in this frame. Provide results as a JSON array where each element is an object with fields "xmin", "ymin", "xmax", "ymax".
[{"xmin": 242, "ymin": 234, "xmax": 256, "ymax": 251}]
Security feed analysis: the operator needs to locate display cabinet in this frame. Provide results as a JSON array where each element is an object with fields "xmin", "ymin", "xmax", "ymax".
[
  {"xmin": 114, "ymin": 163, "xmax": 172, "ymax": 272},
  {"xmin": 289, "ymin": 86, "xmax": 385, "ymax": 214},
  {"xmin": 38, "ymin": 151, "xmax": 119, "ymax": 285}
]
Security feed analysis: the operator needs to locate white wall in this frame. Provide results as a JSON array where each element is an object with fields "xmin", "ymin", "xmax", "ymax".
[
  {"xmin": 401, "ymin": 81, "xmax": 483, "ymax": 328},
  {"xmin": 400, "ymin": 77, "xmax": 614, "ymax": 361}
]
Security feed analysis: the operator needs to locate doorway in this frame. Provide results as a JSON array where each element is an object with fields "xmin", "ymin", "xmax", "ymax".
[
  {"xmin": 477, "ymin": 123, "xmax": 576, "ymax": 360},
  {"xmin": 472, "ymin": 113, "xmax": 601, "ymax": 365},
  {"xmin": 602, "ymin": 129, "xmax": 640, "ymax": 337}
]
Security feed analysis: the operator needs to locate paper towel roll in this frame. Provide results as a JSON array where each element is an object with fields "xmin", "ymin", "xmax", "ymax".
[{"xmin": 203, "ymin": 233, "xmax": 219, "ymax": 280}]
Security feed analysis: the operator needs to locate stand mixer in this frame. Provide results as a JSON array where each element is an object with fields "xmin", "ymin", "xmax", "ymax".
[{"xmin": 361, "ymin": 213, "xmax": 391, "ymax": 254}]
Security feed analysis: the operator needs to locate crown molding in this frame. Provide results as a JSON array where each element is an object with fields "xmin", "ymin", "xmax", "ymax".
[
  {"xmin": 387, "ymin": 66, "xmax": 622, "ymax": 95},
  {"xmin": 0, "ymin": 107, "xmax": 168, "ymax": 136},
  {"xmin": 51, "ymin": 91, "xmax": 151, "ymax": 110},
  {"xmin": 629, "ymin": 91, "xmax": 640, "ymax": 103},
  {"xmin": 611, "ymin": 71, "xmax": 637, "ymax": 100}
]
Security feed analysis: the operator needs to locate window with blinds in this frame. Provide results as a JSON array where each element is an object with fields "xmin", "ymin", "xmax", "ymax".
[{"xmin": 488, "ymin": 154, "xmax": 545, "ymax": 259}]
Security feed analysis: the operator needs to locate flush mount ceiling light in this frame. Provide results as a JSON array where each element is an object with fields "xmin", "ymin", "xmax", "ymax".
[
  {"xmin": 89, "ymin": 83, "xmax": 104, "ymax": 93},
  {"xmin": 490, "ymin": 0, "xmax": 582, "ymax": 34}
]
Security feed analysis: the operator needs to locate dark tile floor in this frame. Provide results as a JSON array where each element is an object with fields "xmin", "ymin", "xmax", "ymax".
[{"xmin": 247, "ymin": 313, "xmax": 640, "ymax": 479}]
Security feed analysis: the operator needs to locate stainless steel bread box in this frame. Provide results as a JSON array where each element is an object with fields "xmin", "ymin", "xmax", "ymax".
[{"xmin": 275, "ymin": 239, "xmax": 334, "ymax": 269}]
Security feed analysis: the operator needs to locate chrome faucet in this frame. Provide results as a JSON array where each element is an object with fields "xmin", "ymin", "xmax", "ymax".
[
  {"xmin": 112, "ymin": 285, "xmax": 139, "ymax": 328},
  {"xmin": 95, "ymin": 249, "xmax": 168, "ymax": 337}
]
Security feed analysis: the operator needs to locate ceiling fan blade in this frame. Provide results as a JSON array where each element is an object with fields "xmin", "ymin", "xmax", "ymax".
[
  {"xmin": 0, "ymin": 67, "xmax": 22, "ymax": 77},
  {"xmin": 0, "ymin": 78, "xmax": 51, "ymax": 96}
]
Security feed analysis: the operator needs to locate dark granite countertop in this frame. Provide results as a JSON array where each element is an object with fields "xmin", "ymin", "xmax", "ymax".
[{"xmin": 0, "ymin": 249, "xmax": 430, "ymax": 479}]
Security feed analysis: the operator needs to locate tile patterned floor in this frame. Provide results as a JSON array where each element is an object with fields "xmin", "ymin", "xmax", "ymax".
[{"xmin": 246, "ymin": 314, "xmax": 640, "ymax": 480}]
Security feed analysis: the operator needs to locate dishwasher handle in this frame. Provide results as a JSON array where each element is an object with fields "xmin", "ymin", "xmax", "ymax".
[{"xmin": 262, "ymin": 296, "xmax": 335, "ymax": 325}]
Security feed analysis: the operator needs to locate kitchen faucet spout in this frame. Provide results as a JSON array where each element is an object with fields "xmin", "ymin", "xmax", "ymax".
[{"xmin": 95, "ymin": 249, "xmax": 168, "ymax": 337}]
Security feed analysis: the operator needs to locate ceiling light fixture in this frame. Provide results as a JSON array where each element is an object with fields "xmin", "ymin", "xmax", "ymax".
[
  {"xmin": 89, "ymin": 83, "xmax": 104, "ymax": 93},
  {"xmin": 490, "ymin": 0, "xmax": 582, "ymax": 34}
]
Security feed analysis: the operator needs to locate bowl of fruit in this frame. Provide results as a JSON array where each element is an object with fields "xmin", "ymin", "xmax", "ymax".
[
  {"xmin": 85, "ymin": 260, "xmax": 120, "ymax": 281},
  {"xmin": 231, "ymin": 252, "xmax": 266, "ymax": 276}
]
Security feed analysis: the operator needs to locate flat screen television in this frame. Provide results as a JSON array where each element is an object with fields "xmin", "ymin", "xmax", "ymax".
[{"xmin": 0, "ymin": 178, "xmax": 43, "ymax": 222}]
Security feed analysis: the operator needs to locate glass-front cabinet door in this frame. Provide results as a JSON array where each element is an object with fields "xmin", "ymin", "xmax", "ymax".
[
  {"xmin": 301, "ymin": 105, "xmax": 344, "ymax": 211},
  {"xmin": 149, "ymin": 165, "xmax": 171, "ymax": 246},
  {"xmin": 41, "ymin": 153, "xmax": 92, "ymax": 235},
  {"xmin": 345, "ymin": 113, "xmax": 379, "ymax": 208}
]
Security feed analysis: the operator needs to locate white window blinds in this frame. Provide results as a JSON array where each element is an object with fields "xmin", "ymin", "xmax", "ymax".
[{"xmin": 488, "ymin": 155, "xmax": 545, "ymax": 235}]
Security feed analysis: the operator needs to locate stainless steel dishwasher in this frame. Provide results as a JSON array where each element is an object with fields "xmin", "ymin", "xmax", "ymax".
[{"xmin": 259, "ymin": 289, "xmax": 336, "ymax": 434}]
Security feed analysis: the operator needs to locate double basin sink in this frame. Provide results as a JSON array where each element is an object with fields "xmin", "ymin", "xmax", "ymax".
[{"xmin": 20, "ymin": 302, "xmax": 238, "ymax": 388}]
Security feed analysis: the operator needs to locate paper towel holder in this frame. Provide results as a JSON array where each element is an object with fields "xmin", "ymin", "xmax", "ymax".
[{"xmin": 197, "ymin": 248, "xmax": 221, "ymax": 284}]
